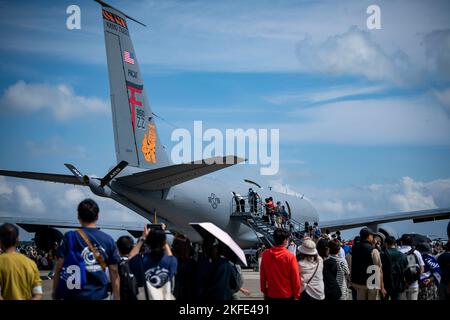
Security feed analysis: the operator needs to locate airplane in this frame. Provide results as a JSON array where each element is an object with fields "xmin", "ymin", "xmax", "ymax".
[{"xmin": 0, "ymin": 0, "xmax": 449, "ymax": 250}]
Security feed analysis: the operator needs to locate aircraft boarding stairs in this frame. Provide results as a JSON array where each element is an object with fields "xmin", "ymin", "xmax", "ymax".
[{"xmin": 230, "ymin": 196, "xmax": 305, "ymax": 247}]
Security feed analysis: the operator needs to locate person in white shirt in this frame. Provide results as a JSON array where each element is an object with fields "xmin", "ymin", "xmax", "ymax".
[
  {"xmin": 298, "ymin": 238, "xmax": 325, "ymax": 301},
  {"xmin": 398, "ymin": 234, "xmax": 425, "ymax": 300}
]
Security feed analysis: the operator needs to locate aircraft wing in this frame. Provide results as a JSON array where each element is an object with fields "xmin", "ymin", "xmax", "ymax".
[
  {"xmin": 0, "ymin": 170, "xmax": 84, "ymax": 186},
  {"xmin": 0, "ymin": 216, "xmax": 143, "ymax": 236},
  {"xmin": 115, "ymin": 155, "xmax": 245, "ymax": 190},
  {"xmin": 320, "ymin": 208, "xmax": 450, "ymax": 232}
]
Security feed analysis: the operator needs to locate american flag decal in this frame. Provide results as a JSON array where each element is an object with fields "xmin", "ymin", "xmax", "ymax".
[{"xmin": 124, "ymin": 50, "xmax": 135, "ymax": 65}]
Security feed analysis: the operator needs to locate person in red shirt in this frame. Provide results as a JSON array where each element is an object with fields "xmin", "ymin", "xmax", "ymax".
[{"xmin": 260, "ymin": 228, "xmax": 301, "ymax": 300}]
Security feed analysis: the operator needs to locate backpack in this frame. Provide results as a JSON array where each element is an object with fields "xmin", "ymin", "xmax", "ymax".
[
  {"xmin": 142, "ymin": 260, "xmax": 176, "ymax": 300},
  {"xmin": 404, "ymin": 249, "xmax": 421, "ymax": 285},
  {"xmin": 145, "ymin": 272, "xmax": 175, "ymax": 300},
  {"xmin": 55, "ymin": 231, "xmax": 87, "ymax": 299},
  {"xmin": 119, "ymin": 259, "xmax": 138, "ymax": 300},
  {"xmin": 382, "ymin": 249, "xmax": 406, "ymax": 294}
]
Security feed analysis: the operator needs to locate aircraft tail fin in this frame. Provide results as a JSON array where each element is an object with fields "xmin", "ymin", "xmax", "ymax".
[{"xmin": 97, "ymin": 1, "xmax": 170, "ymax": 169}]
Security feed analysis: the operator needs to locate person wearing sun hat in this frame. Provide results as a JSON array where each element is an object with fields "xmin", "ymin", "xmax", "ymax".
[{"xmin": 298, "ymin": 237, "xmax": 325, "ymax": 301}]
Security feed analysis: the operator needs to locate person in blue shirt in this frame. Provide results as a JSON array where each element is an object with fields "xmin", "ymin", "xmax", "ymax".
[
  {"xmin": 129, "ymin": 226, "xmax": 177, "ymax": 300},
  {"xmin": 53, "ymin": 199, "xmax": 121, "ymax": 300},
  {"xmin": 417, "ymin": 242, "xmax": 441, "ymax": 300}
]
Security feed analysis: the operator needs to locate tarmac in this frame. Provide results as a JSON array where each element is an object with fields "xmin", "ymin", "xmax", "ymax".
[{"xmin": 40, "ymin": 269, "xmax": 264, "ymax": 300}]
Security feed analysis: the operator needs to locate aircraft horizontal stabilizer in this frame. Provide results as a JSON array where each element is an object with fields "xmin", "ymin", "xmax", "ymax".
[
  {"xmin": 115, "ymin": 155, "xmax": 245, "ymax": 190},
  {"xmin": 0, "ymin": 170, "xmax": 84, "ymax": 186}
]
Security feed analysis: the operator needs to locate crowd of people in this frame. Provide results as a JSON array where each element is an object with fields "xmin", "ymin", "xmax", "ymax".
[
  {"xmin": 0, "ymin": 198, "xmax": 247, "ymax": 300},
  {"xmin": 234, "ymin": 189, "xmax": 291, "ymax": 229},
  {"xmin": 259, "ymin": 225, "xmax": 450, "ymax": 301},
  {"xmin": 16, "ymin": 243, "xmax": 56, "ymax": 272},
  {"xmin": 0, "ymin": 197, "xmax": 449, "ymax": 301}
]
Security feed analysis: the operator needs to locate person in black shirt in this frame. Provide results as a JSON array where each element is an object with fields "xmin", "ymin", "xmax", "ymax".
[
  {"xmin": 380, "ymin": 236, "xmax": 407, "ymax": 300},
  {"xmin": 196, "ymin": 238, "xmax": 238, "ymax": 301},
  {"xmin": 317, "ymin": 239, "xmax": 341, "ymax": 300},
  {"xmin": 116, "ymin": 235, "xmax": 138, "ymax": 300},
  {"xmin": 172, "ymin": 234, "xmax": 197, "ymax": 301}
]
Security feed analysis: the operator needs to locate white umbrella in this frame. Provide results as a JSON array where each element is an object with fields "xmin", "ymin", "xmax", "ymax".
[{"xmin": 189, "ymin": 222, "xmax": 247, "ymax": 267}]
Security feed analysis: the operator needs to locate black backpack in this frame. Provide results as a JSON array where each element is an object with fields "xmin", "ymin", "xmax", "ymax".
[
  {"xmin": 404, "ymin": 248, "xmax": 421, "ymax": 285},
  {"xmin": 119, "ymin": 259, "xmax": 138, "ymax": 300},
  {"xmin": 382, "ymin": 249, "xmax": 406, "ymax": 294}
]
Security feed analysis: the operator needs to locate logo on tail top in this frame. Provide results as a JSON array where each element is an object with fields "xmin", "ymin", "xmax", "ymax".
[
  {"xmin": 142, "ymin": 124, "xmax": 157, "ymax": 163},
  {"xmin": 102, "ymin": 9, "xmax": 128, "ymax": 29}
]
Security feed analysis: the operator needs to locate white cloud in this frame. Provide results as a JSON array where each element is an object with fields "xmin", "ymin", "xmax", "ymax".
[
  {"xmin": 433, "ymin": 87, "xmax": 450, "ymax": 117},
  {"xmin": 317, "ymin": 199, "xmax": 345, "ymax": 215},
  {"xmin": 0, "ymin": 81, "xmax": 108, "ymax": 121},
  {"xmin": 0, "ymin": 178, "xmax": 147, "ymax": 226},
  {"xmin": 269, "ymin": 179, "xmax": 303, "ymax": 197},
  {"xmin": 279, "ymin": 96, "xmax": 450, "ymax": 145},
  {"xmin": 266, "ymin": 176, "xmax": 450, "ymax": 229},
  {"xmin": 57, "ymin": 188, "xmax": 89, "ymax": 210},
  {"xmin": 423, "ymin": 29, "xmax": 450, "ymax": 80},
  {"xmin": 0, "ymin": 177, "xmax": 13, "ymax": 196},
  {"xmin": 193, "ymin": 92, "xmax": 450, "ymax": 146},
  {"xmin": 298, "ymin": 176, "xmax": 450, "ymax": 221},
  {"xmin": 265, "ymin": 84, "xmax": 386, "ymax": 105},
  {"xmin": 388, "ymin": 177, "xmax": 437, "ymax": 211},
  {"xmin": 1, "ymin": 0, "xmax": 449, "ymax": 81},
  {"xmin": 26, "ymin": 137, "xmax": 88, "ymax": 159},
  {"xmin": 15, "ymin": 185, "xmax": 46, "ymax": 214},
  {"xmin": 314, "ymin": 199, "xmax": 366, "ymax": 216},
  {"xmin": 347, "ymin": 201, "xmax": 364, "ymax": 212},
  {"xmin": 296, "ymin": 27, "xmax": 416, "ymax": 84}
]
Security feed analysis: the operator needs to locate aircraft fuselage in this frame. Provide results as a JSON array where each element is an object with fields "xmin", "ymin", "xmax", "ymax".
[{"xmin": 107, "ymin": 167, "xmax": 319, "ymax": 247}]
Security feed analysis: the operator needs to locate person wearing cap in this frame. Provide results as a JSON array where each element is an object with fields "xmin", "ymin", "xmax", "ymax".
[
  {"xmin": 260, "ymin": 228, "xmax": 301, "ymax": 300},
  {"xmin": 380, "ymin": 236, "xmax": 408, "ymax": 301},
  {"xmin": 374, "ymin": 232, "xmax": 385, "ymax": 251},
  {"xmin": 298, "ymin": 238, "xmax": 325, "ymax": 300},
  {"xmin": 351, "ymin": 227, "xmax": 385, "ymax": 300}
]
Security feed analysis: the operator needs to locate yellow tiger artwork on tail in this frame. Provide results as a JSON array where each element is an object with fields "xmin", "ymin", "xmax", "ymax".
[{"xmin": 141, "ymin": 124, "xmax": 157, "ymax": 163}]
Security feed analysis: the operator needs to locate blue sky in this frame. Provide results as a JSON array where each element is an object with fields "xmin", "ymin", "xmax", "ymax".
[{"xmin": 0, "ymin": 0, "xmax": 449, "ymax": 239}]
